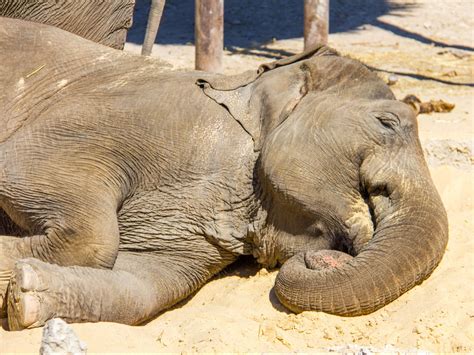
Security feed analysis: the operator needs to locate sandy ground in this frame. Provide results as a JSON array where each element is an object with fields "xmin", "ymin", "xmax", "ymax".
[{"xmin": 1, "ymin": 0, "xmax": 473, "ymax": 353}]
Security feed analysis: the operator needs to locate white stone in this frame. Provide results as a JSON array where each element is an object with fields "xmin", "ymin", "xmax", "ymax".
[{"xmin": 40, "ymin": 318, "xmax": 87, "ymax": 355}]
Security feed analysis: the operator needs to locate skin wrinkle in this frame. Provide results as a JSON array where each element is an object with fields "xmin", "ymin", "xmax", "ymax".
[{"xmin": 4, "ymin": 62, "xmax": 118, "ymax": 144}]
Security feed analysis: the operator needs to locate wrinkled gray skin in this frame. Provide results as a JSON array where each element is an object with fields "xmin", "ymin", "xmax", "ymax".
[
  {"xmin": 0, "ymin": 0, "xmax": 165, "ymax": 54},
  {"xmin": 0, "ymin": 18, "xmax": 448, "ymax": 330},
  {"xmin": 0, "ymin": 0, "xmax": 136, "ymax": 49}
]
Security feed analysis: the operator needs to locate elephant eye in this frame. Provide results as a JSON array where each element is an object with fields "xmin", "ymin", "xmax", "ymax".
[{"xmin": 374, "ymin": 112, "xmax": 400, "ymax": 130}]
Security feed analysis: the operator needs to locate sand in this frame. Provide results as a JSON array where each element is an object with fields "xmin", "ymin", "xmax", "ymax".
[{"xmin": 1, "ymin": 0, "xmax": 473, "ymax": 353}]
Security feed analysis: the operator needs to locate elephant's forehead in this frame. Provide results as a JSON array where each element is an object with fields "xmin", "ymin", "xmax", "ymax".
[{"xmin": 295, "ymin": 95, "xmax": 416, "ymax": 130}]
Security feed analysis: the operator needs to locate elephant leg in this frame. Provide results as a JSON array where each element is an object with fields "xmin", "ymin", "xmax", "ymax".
[
  {"xmin": 0, "ymin": 212, "xmax": 26, "ymax": 292},
  {"xmin": 0, "ymin": 197, "xmax": 120, "ymax": 268},
  {"xmin": 0, "ymin": 197, "xmax": 120, "ymax": 316},
  {"xmin": 7, "ymin": 247, "xmax": 235, "ymax": 330}
]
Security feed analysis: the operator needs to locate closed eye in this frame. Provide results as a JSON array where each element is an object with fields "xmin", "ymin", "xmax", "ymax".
[{"xmin": 374, "ymin": 111, "xmax": 400, "ymax": 130}]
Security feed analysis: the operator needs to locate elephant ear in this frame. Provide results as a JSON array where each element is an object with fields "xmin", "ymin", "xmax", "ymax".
[{"xmin": 196, "ymin": 45, "xmax": 338, "ymax": 150}]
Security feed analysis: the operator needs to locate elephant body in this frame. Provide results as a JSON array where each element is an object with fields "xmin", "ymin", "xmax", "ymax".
[
  {"xmin": 0, "ymin": 16, "xmax": 255, "ymax": 255},
  {"xmin": 0, "ymin": 0, "xmax": 135, "ymax": 49},
  {"xmin": 0, "ymin": 17, "xmax": 448, "ymax": 330}
]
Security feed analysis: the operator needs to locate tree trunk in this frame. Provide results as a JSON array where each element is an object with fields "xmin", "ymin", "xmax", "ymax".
[{"xmin": 195, "ymin": 0, "xmax": 223, "ymax": 72}]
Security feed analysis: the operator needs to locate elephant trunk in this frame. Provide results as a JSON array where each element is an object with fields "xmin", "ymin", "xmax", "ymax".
[
  {"xmin": 274, "ymin": 172, "xmax": 448, "ymax": 316},
  {"xmin": 141, "ymin": 0, "xmax": 165, "ymax": 56}
]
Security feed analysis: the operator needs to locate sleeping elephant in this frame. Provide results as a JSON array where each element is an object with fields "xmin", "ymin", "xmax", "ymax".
[{"xmin": 0, "ymin": 17, "xmax": 448, "ymax": 330}]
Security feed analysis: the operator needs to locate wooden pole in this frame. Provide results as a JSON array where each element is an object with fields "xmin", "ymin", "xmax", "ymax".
[
  {"xmin": 304, "ymin": 0, "xmax": 329, "ymax": 49},
  {"xmin": 195, "ymin": 0, "xmax": 223, "ymax": 72}
]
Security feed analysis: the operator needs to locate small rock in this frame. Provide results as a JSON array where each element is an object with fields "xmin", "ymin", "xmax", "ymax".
[
  {"xmin": 40, "ymin": 318, "xmax": 87, "ymax": 355},
  {"xmin": 413, "ymin": 325, "xmax": 422, "ymax": 334},
  {"xmin": 387, "ymin": 74, "xmax": 398, "ymax": 86},
  {"xmin": 442, "ymin": 70, "xmax": 457, "ymax": 77}
]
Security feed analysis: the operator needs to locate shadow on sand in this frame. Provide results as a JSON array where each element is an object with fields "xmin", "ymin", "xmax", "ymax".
[
  {"xmin": 127, "ymin": 0, "xmax": 473, "ymax": 52},
  {"xmin": 138, "ymin": 255, "xmax": 263, "ymax": 326}
]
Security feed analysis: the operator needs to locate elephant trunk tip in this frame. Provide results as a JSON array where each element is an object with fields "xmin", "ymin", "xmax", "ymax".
[{"xmin": 304, "ymin": 250, "xmax": 353, "ymax": 270}]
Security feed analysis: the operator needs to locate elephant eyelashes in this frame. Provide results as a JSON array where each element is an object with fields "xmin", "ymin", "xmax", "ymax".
[{"xmin": 374, "ymin": 112, "xmax": 400, "ymax": 130}]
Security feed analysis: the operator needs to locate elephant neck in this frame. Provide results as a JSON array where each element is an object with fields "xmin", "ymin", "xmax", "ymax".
[{"xmin": 244, "ymin": 169, "xmax": 277, "ymax": 266}]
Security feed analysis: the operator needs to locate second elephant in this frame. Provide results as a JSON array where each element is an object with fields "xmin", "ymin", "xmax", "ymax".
[{"xmin": 0, "ymin": 0, "xmax": 164, "ymax": 52}]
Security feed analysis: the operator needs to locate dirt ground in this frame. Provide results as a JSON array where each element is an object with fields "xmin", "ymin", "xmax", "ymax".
[{"xmin": 1, "ymin": 0, "xmax": 473, "ymax": 353}]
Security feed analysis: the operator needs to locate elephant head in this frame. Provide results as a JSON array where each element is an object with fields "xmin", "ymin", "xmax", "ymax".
[{"xmin": 197, "ymin": 46, "xmax": 448, "ymax": 316}]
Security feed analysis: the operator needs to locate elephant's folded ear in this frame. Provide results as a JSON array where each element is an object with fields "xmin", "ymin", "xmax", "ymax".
[
  {"xmin": 196, "ymin": 70, "xmax": 260, "ymax": 91},
  {"xmin": 196, "ymin": 45, "xmax": 337, "ymax": 151},
  {"xmin": 197, "ymin": 78, "xmax": 260, "ymax": 144},
  {"xmin": 196, "ymin": 70, "xmax": 264, "ymax": 146},
  {"xmin": 257, "ymin": 44, "xmax": 338, "ymax": 74},
  {"xmin": 195, "ymin": 44, "xmax": 337, "ymax": 91}
]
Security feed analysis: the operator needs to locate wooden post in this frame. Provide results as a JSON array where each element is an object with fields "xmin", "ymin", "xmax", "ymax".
[
  {"xmin": 304, "ymin": 0, "xmax": 329, "ymax": 49},
  {"xmin": 195, "ymin": 0, "xmax": 223, "ymax": 72}
]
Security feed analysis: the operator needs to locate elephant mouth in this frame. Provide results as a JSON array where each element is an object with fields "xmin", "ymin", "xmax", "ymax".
[
  {"xmin": 339, "ymin": 179, "xmax": 397, "ymax": 256},
  {"xmin": 341, "ymin": 197, "xmax": 377, "ymax": 255}
]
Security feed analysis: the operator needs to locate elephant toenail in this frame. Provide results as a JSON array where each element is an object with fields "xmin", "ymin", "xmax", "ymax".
[
  {"xmin": 17, "ymin": 264, "xmax": 39, "ymax": 292},
  {"xmin": 19, "ymin": 294, "xmax": 40, "ymax": 327}
]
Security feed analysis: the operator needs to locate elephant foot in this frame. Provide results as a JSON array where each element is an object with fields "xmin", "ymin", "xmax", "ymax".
[
  {"xmin": 304, "ymin": 250, "xmax": 353, "ymax": 270},
  {"xmin": 0, "ymin": 236, "xmax": 28, "ymax": 318},
  {"xmin": 7, "ymin": 259, "xmax": 52, "ymax": 330},
  {"xmin": 1, "ymin": 269, "xmax": 11, "ymax": 318}
]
